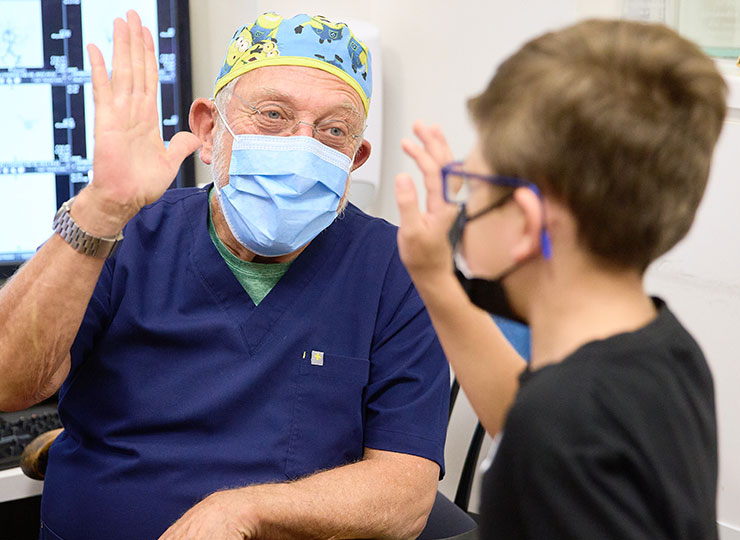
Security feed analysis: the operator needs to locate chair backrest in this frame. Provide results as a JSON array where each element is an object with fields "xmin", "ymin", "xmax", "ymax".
[{"xmin": 447, "ymin": 378, "xmax": 486, "ymax": 513}]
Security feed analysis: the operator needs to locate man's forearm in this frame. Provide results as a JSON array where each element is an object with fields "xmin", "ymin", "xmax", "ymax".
[
  {"xmin": 0, "ymin": 222, "xmax": 106, "ymax": 411},
  {"xmin": 160, "ymin": 449, "xmax": 440, "ymax": 540}
]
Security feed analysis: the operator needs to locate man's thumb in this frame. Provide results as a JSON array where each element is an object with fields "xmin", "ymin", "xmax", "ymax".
[{"xmin": 167, "ymin": 131, "xmax": 202, "ymax": 171}]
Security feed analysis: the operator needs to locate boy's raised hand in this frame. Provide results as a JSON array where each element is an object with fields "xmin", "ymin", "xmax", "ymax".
[
  {"xmin": 395, "ymin": 121, "xmax": 459, "ymax": 284},
  {"xmin": 83, "ymin": 10, "xmax": 201, "ymax": 235}
]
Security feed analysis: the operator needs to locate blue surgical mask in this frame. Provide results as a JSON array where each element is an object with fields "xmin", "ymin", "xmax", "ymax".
[{"xmin": 213, "ymin": 106, "xmax": 352, "ymax": 257}]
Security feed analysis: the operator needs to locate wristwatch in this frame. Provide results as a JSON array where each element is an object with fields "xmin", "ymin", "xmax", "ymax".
[{"xmin": 52, "ymin": 197, "xmax": 124, "ymax": 258}]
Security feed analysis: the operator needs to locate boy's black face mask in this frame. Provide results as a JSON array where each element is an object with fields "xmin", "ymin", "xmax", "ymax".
[
  {"xmin": 453, "ymin": 267, "xmax": 526, "ymax": 325},
  {"xmin": 450, "ymin": 205, "xmax": 527, "ymax": 325}
]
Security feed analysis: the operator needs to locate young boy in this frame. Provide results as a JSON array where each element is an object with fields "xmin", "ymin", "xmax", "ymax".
[{"xmin": 395, "ymin": 19, "xmax": 726, "ymax": 539}]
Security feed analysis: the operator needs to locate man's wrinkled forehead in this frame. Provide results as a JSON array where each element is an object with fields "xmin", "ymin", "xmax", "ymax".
[{"xmin": 231, "ymin": 68, "xmax": 365, "ymax": 124}]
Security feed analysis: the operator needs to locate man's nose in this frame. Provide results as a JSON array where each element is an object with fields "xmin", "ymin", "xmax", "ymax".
[{"xmin": 291, "ymin": 120, "xmax": 316, "ymax": 138}]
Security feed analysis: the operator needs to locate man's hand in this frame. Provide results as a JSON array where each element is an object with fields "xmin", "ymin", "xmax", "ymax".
[
  {"xmin": 82, "ymin": 10, "xmax": 201, "ymax": 236},
  {"xmin": 395, "ymin": 121, "xmax": 459, "ymax": 287},
  {"xmin": 158, "ymin": 490, "xmax": 258, "ymax": 540},
  {"xmin": 157, "ymin": 449, "xmax": 437, "ymax": 540}
]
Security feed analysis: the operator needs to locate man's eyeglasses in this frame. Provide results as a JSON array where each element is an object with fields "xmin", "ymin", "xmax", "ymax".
[
  {"xmin": 441, "ymin": 161, "xmax": 552, "ymax": 258},
  {"xmin": 232, "ymin": 92, "xmax": 365, "ymax": 152}
]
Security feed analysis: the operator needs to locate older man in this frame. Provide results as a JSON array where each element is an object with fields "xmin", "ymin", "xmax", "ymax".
[{"xmin": 0, "ymin": 11, "xmax": 448, "ymax": 540}]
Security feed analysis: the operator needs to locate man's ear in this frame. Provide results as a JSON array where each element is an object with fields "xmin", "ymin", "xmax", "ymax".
[
  {"xmin": 351, "ymin": 139, "xmax": 371, "ymax": 171},
  {"xmin": 511, "ymin": 186, "xmax": 546, "ymax": 262},
  {"xmin": 189, "ymin": 98, "xmax": 217, "ymax": 165}
]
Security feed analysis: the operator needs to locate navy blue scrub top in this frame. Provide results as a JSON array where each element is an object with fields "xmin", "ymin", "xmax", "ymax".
[{"xmin": 41, "ymin": 186, "xmax": 449, "ymax": 540}]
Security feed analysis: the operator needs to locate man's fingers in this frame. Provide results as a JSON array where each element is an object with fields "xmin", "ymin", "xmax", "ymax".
[
  {"xmin": 142, "ymin": 27, "xmax": 159, "ymax": 97},
  {"xmin": 127, "ymin": 11, "xmax": 146, "ymax": 96},
  {"xmin": 87, "ymin": 44, "xmax": 112, "ymax": 106},
  {"xmin": 394, "ymin": 173, "xmax": 423, "ymax": 234},
  {"xmin": 111, "ymin": 17, "xmax": 132, "ymax": 96}
]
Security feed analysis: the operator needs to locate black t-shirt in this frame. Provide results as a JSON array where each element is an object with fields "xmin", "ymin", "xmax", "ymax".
[{"xmin": 480, "ymin": 299, "xmax": 717, "ymax": 539}]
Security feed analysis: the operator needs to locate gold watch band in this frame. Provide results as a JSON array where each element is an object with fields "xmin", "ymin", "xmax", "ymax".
[{"xmin": 52, "ymin": 197, "xmax": 124, "ymax": 258}]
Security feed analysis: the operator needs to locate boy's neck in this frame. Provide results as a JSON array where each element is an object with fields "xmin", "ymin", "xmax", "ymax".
[{"xmin": 525, "ymin": 266, "xmax": 657, "ymax": 370}]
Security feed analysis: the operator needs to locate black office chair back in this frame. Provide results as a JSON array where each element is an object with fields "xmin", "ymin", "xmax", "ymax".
[
  {"xmin": 447, "ymin": 378, "xmax": 486, "ymax": 514},
  {"xmin": 417, "ymin": 377, "xmax": 484, "ymax": 539}
]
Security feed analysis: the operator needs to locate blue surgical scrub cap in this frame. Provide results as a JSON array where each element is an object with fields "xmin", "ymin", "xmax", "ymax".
[{"xmin": 214, "ymin": 13, "xmax": 373, "ymax": 114}]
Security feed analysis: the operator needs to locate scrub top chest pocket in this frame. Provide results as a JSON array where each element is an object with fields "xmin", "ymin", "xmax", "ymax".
[{"xmin": 285, "ymin": 351, "xmax": 370, "ymax": 479}]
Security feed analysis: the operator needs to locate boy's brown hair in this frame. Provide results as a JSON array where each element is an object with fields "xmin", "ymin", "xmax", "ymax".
[{"xmin": 469, "ymin": 19, "xmax": 727, "ymax": 271}]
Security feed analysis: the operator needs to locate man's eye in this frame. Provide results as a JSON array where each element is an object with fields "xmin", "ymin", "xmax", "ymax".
[
  {"xmin": 325, "ymin": 125, "xmax": 347, "ymax": 138},
  {"xmin": 264, "ymin": 110, "xmax": 282, "ymax": 120}
]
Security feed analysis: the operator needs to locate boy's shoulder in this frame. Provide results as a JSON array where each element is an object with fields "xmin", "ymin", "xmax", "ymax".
[
  {"xmin": 496, "ymin": 299, "xmax": 717, "ymax": 536},
  {"xmin": 508, "ymin": 299, "xmax": 714, "ymax": 441}
]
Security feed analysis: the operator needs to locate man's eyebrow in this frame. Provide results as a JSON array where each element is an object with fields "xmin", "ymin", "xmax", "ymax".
[
  {"xmin": 253, "ymin": 87, "xmax": 362, "ymax": 119},
  {"xmin": 336, "ymin": 102, "xmax": 362, "ymax": 119}
]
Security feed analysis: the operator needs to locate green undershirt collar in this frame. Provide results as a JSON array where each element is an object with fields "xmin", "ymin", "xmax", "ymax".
[{"xmin": 207, "ymin": 188, "xmax": 292, "ymax": 306}]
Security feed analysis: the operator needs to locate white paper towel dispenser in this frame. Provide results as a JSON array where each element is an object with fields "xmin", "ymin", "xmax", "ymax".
[{"xmin": 342, "ymin": 19, "xmax": 382, "ymax": 213}]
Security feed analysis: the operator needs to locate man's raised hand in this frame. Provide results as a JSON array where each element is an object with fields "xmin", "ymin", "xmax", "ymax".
[{"xmin": 83, "ymin": 10, "xmax": 201, "ymax": 235}]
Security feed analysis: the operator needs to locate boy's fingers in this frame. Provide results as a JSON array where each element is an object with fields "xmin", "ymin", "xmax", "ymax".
[
  {"xmin": 428, "ymin": 124, "xmax": 455, "ymax": 164},
  {"xmin": 401, "ymin": 139, "xmax": 438, "ymax": 177},
  {"xmin": 411, "ymin": 119, "xmax": 428, "ymax": 140},
  {"xmin": 111, "ymin": 17, "xmax": 132, "ymax": 96},
  {"xmin": 413, "ymin": 121, "xmax": 455, "ymax": 169},
  {"xmin": 395, "ymin": 173, "xmax": 422, "ymax": 233},
  {"xmin": 401, "ymin": 138, "xmax": 446, "ymax": 213}
]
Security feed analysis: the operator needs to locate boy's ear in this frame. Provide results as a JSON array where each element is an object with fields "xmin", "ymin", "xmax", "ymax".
[
  {"xmin": 511, "ymin": 186, "xmax": 545, "ymax": 262},
  {"xmin": 189, "ymin": 98, "xmax": 217, "ymax": 165}
]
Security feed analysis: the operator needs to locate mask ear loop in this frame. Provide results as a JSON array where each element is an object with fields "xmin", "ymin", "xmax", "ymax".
[
  {"xmin": 207, "ymin": 99, "xmax": 234, "ymax": 198},
  {"xmin": 449, "ymin": 206, "xmax": 474, "ymax": 279},
  {"xmin": 448, "ymin": 205, "xmax": 467, "ymax": 249},
  {"xmin": 205, "ymin": 105, "xmax": 248, "ymax": 249},
  {"xmin": 210, "ymin": 98, "xmax": 238, "ymax": 140},
  {"xmin": 449, "ymin": 187, "xmax": 552, "ymax": 263}
]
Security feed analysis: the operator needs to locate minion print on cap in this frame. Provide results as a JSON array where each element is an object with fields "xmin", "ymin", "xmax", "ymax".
[{"xmin": 214, "ymin": 13, "xmax": 373, "ymax": 114}]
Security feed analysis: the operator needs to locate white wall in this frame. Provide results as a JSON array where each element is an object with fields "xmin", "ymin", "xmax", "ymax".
[
  {"xmin": 188, "ymin": 1, "xmax": 740, "ymax": 533},
  {"xmin": 645, "ymin": 66, "xmax": 740, "ymax": 535},
  {"xmin": 189, "ymin": 0, "xmax": 578, "ymax": 210}
]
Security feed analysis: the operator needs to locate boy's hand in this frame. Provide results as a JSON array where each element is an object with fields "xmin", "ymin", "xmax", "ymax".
[
  {"xmin": 80, "ymin": 10, "xmax": 201, "ymax": 236},
  {"xmin": 395, "ymin": 121, "xmax": 459, "ymax": 285}
]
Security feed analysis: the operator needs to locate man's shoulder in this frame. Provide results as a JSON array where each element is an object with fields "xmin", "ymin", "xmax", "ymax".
[
  {"xmin": 335, "ymin": 203, "xmax": 398, "ymax": 239},
  {"xmin": 126, "ymin": 186, "xmax": 207, "ymax": 230},
  {"xmin": 141, "ymin": 186, "xmax": 208, "ymax": 213},
  {"xmin": 326, "ymin": 203, "xmax": 401, "ymax": 264}
]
